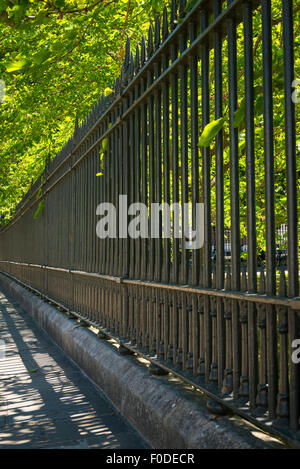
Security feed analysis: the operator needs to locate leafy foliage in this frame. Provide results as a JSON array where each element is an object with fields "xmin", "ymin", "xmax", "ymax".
[{"xmin": 0, "ymin": 0, "xmax": 164, "ymax": 220}]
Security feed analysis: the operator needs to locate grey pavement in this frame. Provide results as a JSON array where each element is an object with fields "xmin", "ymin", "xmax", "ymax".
[{"xmin": 0, "ymin": 287, "xmax": 149, "ymax": 449}]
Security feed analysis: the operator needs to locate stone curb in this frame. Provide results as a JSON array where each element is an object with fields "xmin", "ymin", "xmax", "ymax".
[{"xmin": 0, "ymin": 273, "xmax": 285, "ymax": 449}]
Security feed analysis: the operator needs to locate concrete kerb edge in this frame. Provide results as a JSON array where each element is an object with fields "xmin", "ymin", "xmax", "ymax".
[{"xmin": 0, "ymin": 273, "xmax": 286, "ymax": 449}]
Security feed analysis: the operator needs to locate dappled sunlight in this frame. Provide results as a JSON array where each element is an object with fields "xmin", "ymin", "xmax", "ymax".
[{"xmin": 0, "ymin": 288, "xmax": 147, "ymax": 449}]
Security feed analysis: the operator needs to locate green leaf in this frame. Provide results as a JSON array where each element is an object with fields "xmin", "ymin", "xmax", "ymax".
[
  {"xmin": 102, "ymin": 137, "xmax": 107, "ymax": 152},
  {"xmin": 199, "ymin": 118, "xmax": 225, "ymax": 147},
  {"xmin": 104, "ymin": 87, "xmax": 112, "ymax": 97},
  {"xmin": 36, "ymin": 188, "xmax": 42, "ymax": 200},
  {"xmin": 33, "ymin": 200, "xmax": 44, "ymax": 219},
  {"xmin": 6, "ymin": 59, "xmax": 29, "ymax": 72}
]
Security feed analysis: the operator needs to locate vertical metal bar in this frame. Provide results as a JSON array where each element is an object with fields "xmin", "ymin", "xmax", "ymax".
[
  {"xmin": 128, "ymin": 285, "xmax": 133, "ymax": 342},
  {"xmin": 227, "ymin": 0, "xmax": 240, "ymax": 397},
  {"xmin": 136, "ymin": 285, "xmax": 141, "ymax": 347},
  {"xmin": 172, "ymin": 290, "xmax": 178, "ymax": 366},
  {"xmin": 163, "ymin": 288, "xmax": 169, "ymax": 361},
  {"xmin": 200, "ymin": 8, "xmax": 211, "ymax": 385},
  {"xmin": 109, "ymin": 113, "xmax": 114, "ymax": 276},
  {"xmin": 129, "ymin": 90, "xmax": 135, "ymax": 279},
  {"xmin": 141, "ymin": 76, "xmax": 148, "ymax": 281},
  {"xmin": 135, "ymin": 83, "xmax": 141, "ymax": 280},
  {"xmin": 133, "ymin": 285, "xmax": 137, "ymax": 344},
  {"xmin": 282, "ymin": 0, "xmax": 298, "ymax": 300},
  {"xmin": 145, "ymin": 287, "xmax": 150, "ymax": 352},
  {"xmin": 100, "ymin": 124, "xmax": 105, "ymax": 275},
  {"xmin": 198, "ymin": 296, "xmax": 205, "ymax": 377},
  {"xmin": 243, "ymin": 1, "xmax": 258, "ymax": 408},
  {"xmin": 179, "ymin": 31, "xmax": 188, "ymax": 285},
  {"xmin": 92, "ymin": 136, "xmax": 97, "ymax": 276},
  {"xmin": 222, "ymin": 296, "xmax": 233, "ymax": 394},
  {"xmin": 192, "ymin": 294, "xmax": 199, "ymax": 376},
  {"xmin": 209, "ymin": 296, "xmax": 218, "ymax": 383},
  {"xmin": 84, "ymin": 157, "xmax": 88, "ymax": 273},
  {"xmin": 162, "ymin": 52, "xmax": 170, "ymax": 284},
  {"xmin": 213, "ymin": 0, "xmax": 225, "ymax": 392},
  {"xmin": 171, "ymin": 42, "xmax": 179, "ymax": 284},
  {"xmin": 181, "ymin": 292, "xmax": 188, "ymax": 371},
  {"xmin": 154, "ymin": 60, "xmax": 162, "ymax": 283},
  {"xmin": 227, "ymin": 1, "xmax": 240, "ymax": 290},
  {"xmin": 148, "ymin": 69, "xmax": 155, "ymax": 281},
  {"xmin": 141, "ymin": 286, "xmax": 147, "ymax": 350},
  {"xmin": 261, "ymin": 0, "xmax": 277, "ymax": 419},
  {"xmin": 104, "ymin": 124, "xmax": 109, "ymax": 275},
  {"xmin": 189, "ymin": 21, "xmax": 199, "ymax": 287},
  {"xmin": 214, "ymin": 0, "xmax": 224, "ymax": 292},
  {"xmin": 201, "ymin": 8, "xmax": 211, "ymax": 290},
  {"xmin": 281, "ymin": 0, "xmax": 299, "ymax": 430},
  {"xmin": 78, "ymin": 157, "xmax": 83, "ymax": 271},
  {"xmin": 114, "ymin": 110, "xmax": 120, "ymax": 277},
  {"xmin": 89, "ymin": 142, "xmax": 93, "ymax": 274},
  {"xmin": 122, "ymin": 97, "xmax": 130, "ymax": 278},
  {"xmin": 256, "ymin": 299, "xmax": 268, "ymax": 407},
  {"xmin": 118, "ymin": 117, "xmax": 123, "ymax": 278},
  {"xmin": 261, "ymin": 0, "xmax": 276, "ymax": 295},
  {"xmin": 276, "ymin": 302, "xmax": 289, "ymax": 420},
  {"xmin": 150, "ymin": 288, "xmax": 156, "ymax": 355},
  {"xmin": 108, "ymin": 133, "xmax": 113, "ymax": 276},
  {"xmin": 156, "ymin": 288, "xmax": 161, "ymax": 359},
  {"xmin": 239, "ymin": 300, "xmax": 249, "ymax": 398}
]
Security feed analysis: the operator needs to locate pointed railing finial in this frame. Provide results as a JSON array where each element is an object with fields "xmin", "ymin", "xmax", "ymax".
[
  {"xmin": 128, "ymin": 51, "xmax": 134, "ymax": 80},
  {"xmin": 141, "ymin": 34, "xmax": 146, "ymax": 65},
  {"xmin": 115, "ymin": 77, "xmax": 120, "ymax": 94},
  {"xmin": 124, "ymin": 35, "xmax": 131, "ymax": 71},
  {"xmin": 154, "ymin": 16, "xmax": 161, "ymax": 50},
  {"xmin": 162, "ymin": 6, "xmax": 169, "ymax": 41},
  {"xmin": 74, "ymin": 113, "xmax": 79, "ymax": 134},
  {"xmin": 121, "ymin": 65, "xmax": 126, "ymax": 86},
  {"xmin": 100, "ymin": 92, "xmax": 105, "ymax": 113},
  {"xmin": 134, "ymin": 43, "xmax": 140, "ymax": 74},
  {"xmin": 147, "ymin": 25, "xmax": 154, "ymax": 59}
]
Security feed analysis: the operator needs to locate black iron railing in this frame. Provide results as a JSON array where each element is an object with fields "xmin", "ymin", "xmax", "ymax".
[{"xmin": 0, "ymin": 0, "xmax": 299, "ymax": 446}]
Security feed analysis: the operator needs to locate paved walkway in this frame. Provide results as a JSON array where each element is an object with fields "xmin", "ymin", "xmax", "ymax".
[{"xmin": 0, "ymin": 287, "xmax": 149, "ymax": 449}]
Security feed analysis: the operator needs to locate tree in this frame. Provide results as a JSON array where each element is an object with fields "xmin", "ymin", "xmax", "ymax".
[{"xmin": 0, "ymin": 0, "xmax": 164, "ymax": 219}]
